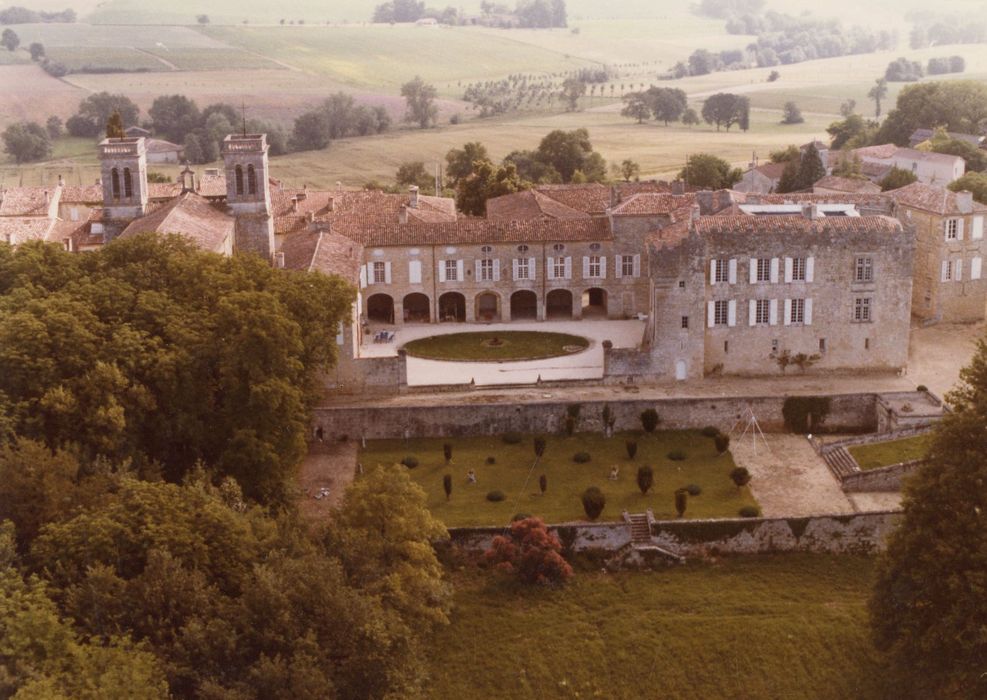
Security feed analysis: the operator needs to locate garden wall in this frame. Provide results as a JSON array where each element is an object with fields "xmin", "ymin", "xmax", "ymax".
[
  {"xmin": 446, "ymin": 511, "xmax": 901, "ymax": 557},
  {"xmin": 314, "ymin": 392, "xmax": 878, "ymax": 440},
  {"xmin": 842, "ymin": 460, "xmax": 925, "ymax": 492}
]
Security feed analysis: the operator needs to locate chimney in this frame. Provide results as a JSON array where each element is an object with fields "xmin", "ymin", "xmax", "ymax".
[
  {"xmin": 671, "ymin": 180, "xmax": 685, "ymax": 196},
  {"xmin": 409, "ymin": 185, "xmax": 419, "ymax": 208},
  {"xmin": 696, "ymin": 190, "xmax": 714, "ymax": 215},
  {"xmin": 63, "ymin": 237, "xmax": 74, "ymax": 253},
  {"xmin": 306, "ymin": 211, "xmax": 315, "ymax": 223},
  {"xmin": 291, "ymin": 197, "xmax": 299, "ymax": 213},
  {"xmin": 399, "ymin": 204, "xmax": 408, "ymax": 224},
  {"xmin": 956, "ymin": 190, "xmax": 974, "ymax": 214},
  {"xmin": 802, "ymin": 203, "xmax": 822, "ymax": 220},
  {"xmin": 690, "ymin": 204, "xmax": 701, "ymax": 221},
  {"xmin": 275, "ymin": 251, "xmax": 285, "ymax": 269},
  {"xmin": 327, "ymin": 196, "xmax": 334, "ymax": 212},
  {"xmin": 44, "ymin": 190, "xmax": 49, "ymax": 206},
  {"xmin": 57, "ymin": 174, "xmax": 64, "ymax": 187},
  {"xmin": 609, "ymin": 184, "xmax": 619, "ymax": 208},
  {"xmin": 336, "ymin": 181, "xmax": 343, "ymax": 192}
]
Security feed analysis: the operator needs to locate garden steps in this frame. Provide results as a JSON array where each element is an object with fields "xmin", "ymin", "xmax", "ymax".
[
  {"xmin": 823, "ymin": 447, "xmax": 859, "ymax": 480},
  {"xmin": 624, "ymin": 512, "xmax": 685, "ymax": 564}
]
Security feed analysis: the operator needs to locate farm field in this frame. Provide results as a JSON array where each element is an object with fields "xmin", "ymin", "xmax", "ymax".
[
  {"xmin": 358, "ymin": 430, "xmax": 757, "ymax": 527},
  {"xmin": 428, "ymin": 554, "xmax": 887, "ymax": 699}
]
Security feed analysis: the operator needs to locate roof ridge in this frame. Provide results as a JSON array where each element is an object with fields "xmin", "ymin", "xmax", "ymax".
[{"xmin": 309, "ymin": 231, "xmax": 324, "ymax": 273}]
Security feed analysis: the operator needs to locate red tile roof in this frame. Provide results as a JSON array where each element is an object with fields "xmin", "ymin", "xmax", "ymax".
[
  {"xmin": 119, "ymin": 193, "xmax": 234, "ymax": 253},
  {"xmin": 694, "ymin": 214, "xmax": 903, "ymax": 236},
  {"xmin": 281, "ymin": 230, "xmax": 363, "ymax": 284},
  {"xmin": 0, "ymin": 217, "xmax": 56, "ymax": 245},
  {"xmin": 485, "ymin": 189, "xmax": 591, "ymax": 221},
  {"xmin": 345, "ymin": 217, "xmax": 613, "ymax": 247},
  {"xmin": 813, "ymin": 176, "xmax": 881, "ymax": 194},
  {"xmin": 890, "ymin": 182, "xmax": 987, "ymax": 215},
  {"xmin": 611, "ymin": 192, "xmax": 696, "ymax": 216},
  {"xmin": 0, "ymin": 187, "xmax": 53, "ymax": 217}
]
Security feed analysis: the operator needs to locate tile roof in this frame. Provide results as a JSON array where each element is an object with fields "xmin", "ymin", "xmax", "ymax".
[
  {"xmin": 345, "ymin": 217, "xmax": 613, "ymax": 247},
  {"xmin": 145, "ymin": 138, "xmax": 183, "ymax": 154},
  {"xmin": 889, "ymin": 182, "xmax": 987, "ymax": 215},
  {"xmin": 611, "ymin": 192, "xmax": 696, "ymax": 216},
  {"xmin": 893, "ymin": 147, "xmax": 963, "ymax": 164},
  {"xmin": 852, "ymin": 144, "xmax": 899, "ymax": 160},
  {"xmin": 0, "ymin": 187, "xmax": 54, "ymax": 217},
  {"xmin": 0, "ymin": 217, "xmax": 56, "ymax": 245},
  {"xmin": 60, "ymin": 185, "xmax": 103, "ymax": 204},
  {"xmin": 270, "ymin": 188, "xmax": 458, "ymax": 235},
  {"xmin": 280, "ymin": 230, "xmax": 363, "ymax": 284},
  {"xmin": 485, "ymin": 189, "xmax": 591, "ymax": 221},
  {"xmin": 754, "ymin": 162, "xmax": 788, "ymax": 179},
  {"xmin": 646, "ymin": 205, "xmax": 695, "ymax": 250},
  {"xmin": 533, "ymin": 183, "xmax": 612, "ymax": 214},
  {"xmin": 693, "ymin": 214, "xmax": 903, "ymax": 236},
  {"xmin": 812, "ymin": 176, "xmax": 881, "ymax": 194},
  {"xmin": 119, "ymin": 192, "xmax": 234, "ymax": 253}
]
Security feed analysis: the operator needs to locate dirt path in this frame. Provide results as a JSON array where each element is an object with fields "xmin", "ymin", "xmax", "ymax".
[
  {"xmin": 729, "ymin": 433, "xmax": 854, "ymax": 517},
  {"xmin": 133, "ymin": 48, "xmax": 178, "ymax": 71},
  {"xmin": 297, "ymin": 440, "xmax": 358, "ymax": 522}
]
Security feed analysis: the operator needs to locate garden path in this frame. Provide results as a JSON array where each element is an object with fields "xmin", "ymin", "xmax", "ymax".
[{"xmin": 297, "ymin": 437, "xmax": 357, "ymax": 522}]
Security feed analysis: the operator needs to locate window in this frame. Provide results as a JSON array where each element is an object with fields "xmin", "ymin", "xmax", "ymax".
[
  {"xmin": 854, "ymin": 257, "xmax": 873, "ymax": 283},
  {"xmin": 946, "ymin": 219, "xmax": 959, "ymax": 240},
  {"xmin": 714, "ymin": 259, "xmax": 729, "ymax": 283},
  {"xmin": 247, "ymin": 164, "xmax": 257, "ymax": 195},
  {"xmin": 791, "ymin": 257, "xmax": 806, "ymax": 281},
  {"xmin": 553, "ymin": 257, "xmax": 566, "ymax": 279},
  {"xmin": 445, "ymin": 259, "xmax": 459, "ymax": 281},
  {"xmin": 588, "ymin": 255, "xmax": 602, "ymax": 278},
  {"xmin": 724, "ymin": 340, "xmax": 729, "ymax": 353},
  {"xmin": 854, "ymin": 297, "xmax": 872, "ymax": 322},
  {"xmin": 123, "ymin": 167, "xmax": 133, "ymax": 198},
  {"xmin": 790, "ymin": 298, "xmax": 805, "ymax": 324},
  {"xmin": 819, "ymin": 338, "xmax": 826, "ymax": 353},
  {"xmin": 110, "ymin": 168, "xmax": 120, "ymax": 200},
  {"xmin": 771, "ymin": 339, "xmax": 779, "ymax": 354},
  {"xmin": 865, "ymin": 338, "xmax": 870, "ymax": 350},
  {"xmin": 756, "ymin": 258, "xmax": 770, "ymax": 283},
  {"xmin": 678, "ymin": 280, "xmax": 686, "ymax": 289},
  {"xmin": 480, "ymin": 258, "xmax": 494, "ymax": 281},
  {"xmin": 516, "ymin": 258, "xmax": 531, "ymax": 280},
  {"xmin": 589, "ymin": 242, "xmax": 601, "ymax": 252},
  {"xmin": 372, "ymin": 261, "xmax": 386, "ymax": 284},
  {"xmin": 481, "ymin": 245, "xmax": 492, "ymax": 253},
  {"xmin": 621, "ymin": 255, "xmax": 635, "ymax": 277},
  {"xmin": 755, "ymin": 299, "xmax": 770, "ymax": 325},
  {"xmin": 552, "ymin": 243, "xmax": 565, "ymax": 252},
  {"xmin": 681, "ymin": 316, "xmax": 689, "ymax": 329},
  {"xmin": 517, "ymin": 244, "xmax": 529, "ymax": 253},
  {"xmin": 942, "ymin": 260, "xmax": 954, "ymax": 282},
  {"xmin": 234, "ymin": 165, "xmax": 244, "ymax": 195},
  {"xmin": 714, "ymin": 300, "xmax": 729, "ymax": 326}
]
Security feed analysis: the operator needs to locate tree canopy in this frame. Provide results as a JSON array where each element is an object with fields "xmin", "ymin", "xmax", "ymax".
[
  {"xmin": 876, "ymin": 81, "xmax": 987, "ymax": 146},
  {"xmin": 1, "ymin": 121, "xmax": 51, "ymax": 163},
  {"xmin": 948, "ymin": 172, "xmax": 987, "ymax": 204},
  {"xmin": 402, "ymin": 76, "xmax": 439, "ymax": 128},
  {"xmin": 701, "ymin": 93, "xmax": 749, "ymax": 131},
  {"xmin": 679, "ymin": 153, "xmax": 743, "ymax": 189}
]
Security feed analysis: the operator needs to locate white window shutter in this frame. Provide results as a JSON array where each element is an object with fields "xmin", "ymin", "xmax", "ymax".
[
  {"xmin": 727, "ymin": 300, "xmax": 737, "ymax": 326},
  {"xmin": 805, "ymin": 256, "xmax": 814, "ymax": 283},
  {"xmin": 615, "ymin": 256, "xmax": 623, "ymax": 279},
  {"xmin": 599, "ymin": 256, "xmax": 607, "ymax": 279},
  {"xmin": 770, "ymin": 258, "xmax": 779, "ymax": 284},
  {"xmin": 749, "ymin": 258, "xmax": 758, "ymax": 284},
  {"xmin": 956, "ymin": 259, "xmax": 963, "ymax": 281},
  {"xmin": 784, "ymin": 257, "xmax": 793, "ymax": 283},
  {"xmin": 941, "ymin": 260, "xmax": 949, "ymax": 282},
  {"xmin": 582, "ymin": 256, "xmax": 590, "ymax": 278},
  {"xmin": 564, "ymin": 257, "xmax": 572, "ymax": 279},
  {"xmin": 409, "ymin": 260, "xmax": 422, "ymax": 284},
  {"xmin": 633, "ymin": 254, "xmax": 640, "ymax": 277},
  {"xmin": 728, "ymin": 258, "xmax": 737, "ymax": 284},
  {"xmin": 804, "ymin": 298, "xmax": 813, "ymax": 326},
  {"xmin": 384, "ymin": 261, "xmax": 392, "ymax": 284},
  {"xmin": 707, "ymin": 301, "xmax": 715, "ymax": 327},
  {"xmin": 475, "ymin": 259, "xmax": 482, "ymax": 280},
  {"xmin": 769, "ymin": 299, "xmax": 778, "ymax": 326},
  {"xmin": 710, "ymin": 259, "xmax": 717, "ymax": 284},
  {"xmin": 456, "ymin": 259, "xmax": 464, "ymax": 281},
  {"xmin": 973, "ymin": 216, "xmax": 984, "ymax": 240},
  {"xmin": 958, "ymin": 219, "xmax": 965, "ymax": 240},
  {"xmin": 529, "ymin": 256, "xmax": 536, "ymax": 280},
  {"xmin": 494, "ymin": 259, "xmax": 500, "ymax": 281},
  {"xmin": 547, "ymin": 256, "xmax": 555, "ymax": 280},
  {"xmin": 748, "ymin": 299, "xmax": 756, "ymax": 326},
  {"xmin": 972, "ymin": 257, "xmax": 982, "ymax": 280},
  {"xmin": 784, "ymin": 298, "xmax": 792, "ymax": 326},
  {"xmin": 359, "ymin": 265, "xmax": 367, "ymax": 288},
  {"xmin": 438, "ymin": 260, "xmax": 446, "ymax": 283},
  {"xmin": 512, "ymin": 258, "xmax": 519, "ymax": 279}
]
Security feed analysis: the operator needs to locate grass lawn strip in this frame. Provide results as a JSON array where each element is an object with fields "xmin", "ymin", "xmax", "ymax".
[
  {"xmin": 402, "ymin": 331, "xmax": 589, "ymax": 363},
  {"xmin": 848, "ymin": 433, "xmax": 932, "ymax": 470},
  {"xmin": 359, "ymin": 430, "xmax": 757, "ymax": 526}
]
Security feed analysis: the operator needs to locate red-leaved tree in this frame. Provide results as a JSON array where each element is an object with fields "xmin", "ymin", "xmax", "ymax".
[{"xmin": 483, "ymin": 517, "xmax": 573, "ymax": 586}]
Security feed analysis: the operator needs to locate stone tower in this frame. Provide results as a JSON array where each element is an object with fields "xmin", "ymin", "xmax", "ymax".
[
  {"xmin": 222, "ymin": 133, "xmax": 274, "ymax": 260},
  {"xmin": 99, "ymin": 137, "xmax": 148, "ymax": 220}
]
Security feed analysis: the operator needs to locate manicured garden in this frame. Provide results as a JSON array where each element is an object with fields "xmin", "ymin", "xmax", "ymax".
[
  {"xmin": 401, "ymin": 331, "xmax": 588, "ymax": 362},
  {"xmin": 359, "ymin": 429, "xmax": 758, "ymax": 526},
  {"xmin": 426, "ymin": 554, "xmax": 886, "ymax": 699},
  {"xmin": 849, "ymin": 433, "xmax": 932, "ymax": 470}
]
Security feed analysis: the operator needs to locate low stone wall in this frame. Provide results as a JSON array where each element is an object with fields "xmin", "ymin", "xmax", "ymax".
[
  {"xmin": 603, "ymin": 347, "xmax": 659, "ymax": 378},
  {"xmin": 819, "ymin": 424, "xmax": 933, "ymax": 454},
  {"xmin": 315, "ymin": 392, "xmax": 877, "ymax": 440},
  {"xmin": 446, "ymin": 511, "xmax": 901, "ymax": 557},
  {"xmin": 842, "ymin": 460, "xmax": 925, "ymax": 492}
]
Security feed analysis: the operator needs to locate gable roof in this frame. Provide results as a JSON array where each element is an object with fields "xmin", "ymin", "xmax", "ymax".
[
  {"xmin": 0, "ymin": 187, "xmax": 55, "ymax": 217},
  {"xmin": 280, "ymin": 230, "xmax": 363, "ymax": 284},
  {"xmin": 119, "ymin": 192, "xmax": 234, "ymax": 253},
  {"xmin": 346, "ymin": 217, "xmax": 613, "ymax": 247},
  {"xmin": 889, "ymin": 182, "xmax": 987, "ymax": 215},
  {"xmin": 813, "ymin": 176, "xmax": 882, "ymax": 195},
  {"xmin": 485, "ymin": 189, "xmax": 591, "ymax": 221},
  {"xmin": 610, "ymin": 192, "xmax": 696, "ymax": 216},
  {"xmin": 694, "ymin": 214, "xmax": 902, "ymax": 236}
]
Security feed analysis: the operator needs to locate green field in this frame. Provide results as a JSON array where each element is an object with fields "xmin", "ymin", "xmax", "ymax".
[
  {"xmin": 428, "ymin": 554, "xmax": 886, "ymax": 699},
  {"xmin": 849, "ymin": 434, "xmax": 933, "ymax": 470},
  {"xmin": 359, "ymin": 431, "xmax": 757, "ymax": 527},
  {"xmin": 44, "ymin": 46, "xmax": 169, "ymax": 72},
  {"xmin": 402, "ymin": 331, "xmax": 589, "ymax": 361}
]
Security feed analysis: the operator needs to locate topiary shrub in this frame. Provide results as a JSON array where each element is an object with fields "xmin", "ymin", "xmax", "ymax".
[
  {"xmin": 485, "ymin": 456, "xmax": 496, "ymax": 465},
  {"xmin": 714, "ymin": 433, "xmax": 730, "ymax": 455},
  {"xmin": 502, "ymin": 431, "xmax": 523, "ymax": 444},
  {"xmin": 539, "ymin": 474, "xmax": 547, "ymax": 494},
  {"xmin": 626, "ymin": 439, "xmax": 637, "ymax": 459},
  {"xmin": 739, "ymin": 505, "xmax": 760, "ymax": 518},
  {"xmin": 533, "ymin": 436, "xmax": 547, "ymax": 459},
  {"xmin": 667, "ymin": 449, "xmax": 687, "ymax": 461},
  {"xmin": 581, "ymin": 486, "xmax": 606, "ymax": 520},
  {"xmin": 636, "ymin": 465, "xmax": 654, "ymax": 494},
  {"xmin": 640, "ymin": 408, "xmax": 660, "ymax": 433},
  {"xmin": 730, "ymin": 466, "xmax": 752, "ymax": 489},
  {"xmin": 572, "ymin": 451, "xmax": 591, "ymax": 464},
  {"xmin": 674, "ymin": 488, "xmax": 688, "ymax": 518},
  {"xmin": 685, "ymin": 483, "xmax": 702, "ymax": 496},
  {"xmin": 443, "ymin": 442, "xmax": 453, "ymax": 464},
  {"xmin": 443, "ymin": 474, "xmax": 452, "ymax": 500},
  {"xmin": 486, "ymin": 490, "xmax": 506, "ymax": 502},
  {"xmin": 701, "ymin": 426, "xmax": 719, "ymax": 438},
  {"xmin": 916, "ymin": 384, "xmax": 928, "ymax": 393},
  {"xmin": 401, "ymin": 456, "xmax": 419, "ymax": 468}
]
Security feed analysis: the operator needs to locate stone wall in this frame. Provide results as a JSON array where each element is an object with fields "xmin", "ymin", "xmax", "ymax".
[
  {"xmin": 842, "ymin": 460, "xmax": 925, "ymax": 492},
  {"xmin": 446, "ymin": 511, "xmax": 901, "ymax": 557},
  {"xmin": 314, "ymin": 392, "xmax": 877, "ymax": 440}
]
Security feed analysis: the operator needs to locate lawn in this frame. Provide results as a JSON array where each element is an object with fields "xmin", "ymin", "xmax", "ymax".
[
  {"xmin": 849, "ymin": 434, "xmax": 933, "ymax": 470},
  {"xmin": 428, "ymin": 554, "xmax": 887, "ymax": 699},
  {"xmin": 359, "ymin": 430, "xmax": 757, "ymax": 526},
  {"xmin": 402, "ymin": 331, "xmax": 589, "ymax": 362}
]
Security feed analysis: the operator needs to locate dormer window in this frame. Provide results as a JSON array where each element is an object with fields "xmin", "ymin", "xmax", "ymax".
[
  {"xmin": 589, "ymin": 243, "xmax": 601, "ymax": 251},
  {"xmin": 481, "ymin": 245, "xmax": 493, "ymax": 253},
  {"xmin": 517, "ymin": 244, "xmax": 529, "ymax": 253},
  {"xmin": 552, "ymin": 243, "xmax": 565, "ymax": 252}
]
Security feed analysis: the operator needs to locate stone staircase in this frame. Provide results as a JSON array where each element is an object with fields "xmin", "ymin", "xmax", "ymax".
[
  {"xmin": 823, "ymin": 446, "xmax": 859, "ymax": 480},
  {"xmin": 628, "ymin": 512, "xmax": 652, "ymax": 546},
  {"xmin": 614, "ymin": 511, "xmax": 685, "ymax": 565}
]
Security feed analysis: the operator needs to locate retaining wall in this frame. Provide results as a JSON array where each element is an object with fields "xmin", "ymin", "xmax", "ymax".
[
  {"xmin": 842, "ymin": 460, "xmax": 925, "ymax": 492},
  {"xmin": 314, "ymin": 392, "xmax": 877, "ymax": 440},
  {"xmin": 446, "ymin": 511, "xmax": 901, "ymax": 556}
]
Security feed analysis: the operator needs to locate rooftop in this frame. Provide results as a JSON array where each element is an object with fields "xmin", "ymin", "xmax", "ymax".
[
  {"xmin": 119, "ymin": 192, "xmax": 234, "ymax": 253},
  {"xmin": 889, "ymin": 182, "xmax": 987, "ymax": 215}
]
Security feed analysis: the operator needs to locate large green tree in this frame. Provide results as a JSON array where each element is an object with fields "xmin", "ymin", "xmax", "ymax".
[
  {"xmin": 679, "ymin": 153, "xmax": 743, "ymax": 189},
  {"xmin": 948, "ymin": 172, "xmax": 987, "ymax": 204},
  {"xmin": 445, "ymin": 141, "xmax": 489, "ymax": 185},
  {"xmin": 535, "ymin": 128, "xmax": 605, "ymax": 183},
  {"xmin": 455, "ymin": 160, "xmax": 528, "ymax": 215},
  {"xmin": 701, "ymin": 92, "xmax": 746, "ymax": 131},
  {"xmin": 876, "ymin": 80, "xmax": 987, "ymax": 145},
  {"xmin": 401, "ymin": 76, "xmax": 438, "ymax": 129},
  {"xmin": 870, "ymin": 339, "xmax": 987, "ymax": 698},
  {"xmin": 1, "ymin": 121, "xmax": 51, "ymax": 163},
  {"xmin": 67, "ymin": 92, "xmax": 140, "ymax": 137},
  {"xmin": 148, "ymin": 94, "xmax": 201, "ymax": 144}
]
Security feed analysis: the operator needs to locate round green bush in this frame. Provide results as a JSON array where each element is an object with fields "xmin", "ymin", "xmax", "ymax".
[
  {"xmin": 401, "ymin": 456, "xmax": 419, "ymax": 469},
  {"xmin": 485, "ymin": 456, "xmax": 496, "ymax": 465},
  {"xmin": 739, "ymin": 505, "xmax": 761, "ymax": 518},
  {"xmin": 685, "ymin": 483, "xmax": 702, "ymax": 496},
  {"xmin": 700, "ymin": 426, "xmax": 719, "ymax": 438},
  {"xmin": 572, "ymin": 451, "xmax": 591, "ymax": 464},
  {"xmin": 502, "ymin": 432, "xmax": 523, "ymax": 444},
  {"xmin": 486, "ymin": 490, "xmax": 506, "ymax": 502},
  {"xmin": 916, "ymin": 384, "xmax": 928, "ymax": 392},
  {"xmin": 667, "ymin": 450, "xmax": 687, "ymax": 461}
]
